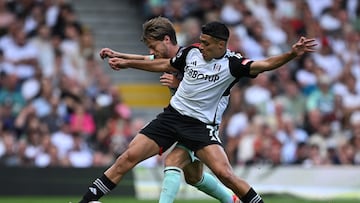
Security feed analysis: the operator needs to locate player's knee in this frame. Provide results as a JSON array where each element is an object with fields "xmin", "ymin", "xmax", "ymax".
[
  {"xmin": 212, "ymin": 166, "xmax": 234, "ymax": 183},
  {"xmin": 126, "ymin": 149, "xmax": 144, "ymax": 165},
  {"xmin": 184, "ymin": 172, "xmax": 202, "ymax": 185},
  {"xmin": 164, "ymin": 156, "xmax": 179, "ymax": 166},
  {"xmin": 164, "ymin": 155, "xmax": 190, "ymax": 168},
  {"xmin": 113, "ymin": 151, "xmax": 139, "ymax": 173}
]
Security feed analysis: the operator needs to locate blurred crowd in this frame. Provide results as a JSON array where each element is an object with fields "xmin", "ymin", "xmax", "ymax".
[
  {"xmin": 1, "ymin": 0, "xmax": 360, "ymax": 168},
  {"xmin": 0, "ymin": 0, "xmax": 140, "ymax": 168},
  {"xmin": 142, "ymin": 0, "xmax": 360, "ymax": 167}
]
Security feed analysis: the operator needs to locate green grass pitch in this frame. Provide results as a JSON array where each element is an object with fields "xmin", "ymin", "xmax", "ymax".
[{"xmin": 0, "ymin": 195, "xmax": 358, "ymax": 203}]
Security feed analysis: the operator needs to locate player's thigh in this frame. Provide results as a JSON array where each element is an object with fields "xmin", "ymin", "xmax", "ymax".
[
  {"xmin": 105, "ymin": 133, "xmax": 160, "ymax": 182},
  {"xmin": 126, "ymin": 133, "xmax": 160, "ymax": 162},
  {"xmin": 196, "ymin": 144, "xmax": 233, "ymax": 177},
  {"xmin": 165, "ymin": 146, "xmax": 192, "ymax": 168}
]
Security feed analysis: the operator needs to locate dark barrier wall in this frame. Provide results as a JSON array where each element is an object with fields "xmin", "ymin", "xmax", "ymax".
[{"xmin": 0, "ymin": 167, "xmax": 135, "ymax": 196}]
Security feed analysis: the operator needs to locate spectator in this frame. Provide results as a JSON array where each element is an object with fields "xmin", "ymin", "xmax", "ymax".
[
  {"xmin": 0, "ymin": 73, "xmax": 25, "ymax": 116},
  {"xmin": 105, "ymin": 103, "xmax": 133, "ymax": 156},
  {"xmin": 34, "ymin": 132, "xmax": 60, "ymax": 167},
  {"xmin": 52, "ymin": 3, "xmax": 82, "ymax": 39},
  {"xmin": 51, "ymin": 120, "xmax": 74, "ymax": 165},
  {"xmin": 142, "ymin": 0, "xmax": 165, "ymax": 20},
  {"xmin": 306, "ymin": 143, "xmax": 328, "ymax": 166},
  {"xmin": 59, "ymin": 22, "xmax": 86, "ymax": 85},
  {"xmin": 318, "ymin": 1, "xmax": 344, "ymax": 36},
  {"xmin": 23, "ymin": 128, "xmax": 42, "ymax": 166},
  {"xmin": 220, "ymin": 0, "xmax": 244, "ymax": 25},
  {"xmin": 335, "ymin": 73, "xmax": 360, "ymax": 128},
  {"xmin": 164, "ymin": 0, "xmax": 189, "ymax": 23},
  {"xmin": 30, "ymin": 23, "xmax": 56, "ymax": 78},
  {"xmin": 0, "ymin": 130, "xmax": 19, "ymax": 166},
  {"xmin": 0, "ymin": 0, "xmax": 15, "ymax": 37},
  {"xmin": 294, "ymin": 142, "xmax": 310, "ymax": 165},
  {"xmin": 252, "ymin": 123, "xmax": 282, "ymax": 165},
  {"xmin": 0, "ymin": 97, "xmax": 17, "ymax": 132},
  {"xmin": 0, "ymin": 49, "xmax": 15, "ymax": 75},
  {"xmin": 225, "ymin": 112, "xmax": 248, "ymax": 164},
  {"xmin": 65, "ymin": 133, "xmax": 93, "ymax": 168},
  {"xmin": 295, "ymin": 55, "xmax": 319, "ymax": 96},
  {"xmin": 243, "ymin": 73, "xmax": 272, "ymax": 115},
  {"xmin": 276, "ymin": 115, "xmax": 309, "ymax": 164},
  {"xmin": 40, "ymin": 95, "xmax": 64, "ymax": 134},
  {"xmin": 177, "ymin": 17, "xmax": 201, "ymax": 46},
  {"xmin": 69, "ymin": 101, "xmax": 96, "ymax": 138},
  {"xmin": 3, "ymin": 29, "xmax": 39, "ymax": 81},
  {"xmin": 306, "ymin": 74, "xmax": 337, "ymax": 123},
  {"xmin": 24, "ymin": 2, "xmax": 46, "ymax": 36},
  {"xmin": 306, "ymin": 0, "xmax": 333, "ymax": 19},
  {"xmin": 273, "ymin": 81, "xmax": 307, "ymax": 127},
  {"xmin": 0, "ymin": 17, "xmax": 23, "ymax": 50},
  {"xmin": 312, "ymin": 37, "xmax": 343, "ymax": 81},
  {"xmin": 337, "ymin": 138, "xmax": 355, "ymax": 164},
  {"xmin": 91, "ymin": 127, "xmax": 113, "ymax": 163},
  {"xmin": 29, "ymin": 78, "xmax": 56, "ymax": 118},
  {"xmin": 79, "ymin": 29, "xmax": 95, "ymax": 60},
  {"xmin": 352, "ymin": 134, "xmax": 360, "ymax": 164}
]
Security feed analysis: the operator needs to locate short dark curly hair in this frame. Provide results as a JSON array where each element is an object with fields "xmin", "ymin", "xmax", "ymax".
[{"xmin": 201, "ymin": 21, "xmax": 229, "ymax": 41}]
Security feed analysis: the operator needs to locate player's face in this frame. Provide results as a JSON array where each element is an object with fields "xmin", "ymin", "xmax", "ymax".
[
  {"xmin": 199, "ymin": 34, "xmax": 225, "ymax": 61},
  {"xmin": 146, "ymin": 38, "xmax": 170, "ymax": 59}
]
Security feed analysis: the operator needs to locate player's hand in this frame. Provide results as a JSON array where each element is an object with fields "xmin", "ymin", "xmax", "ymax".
[
  {"xmin": 99, "ymin": 48, "xmax": 115, "ymax": 59},
  {"xmin": 108, "ymin": 58, "xmax": 127, "ymax": 70},
  {"xmin": 160, "ymin": 73, "xmax": 180, "ymax": 88},
  {"xmin": 291, "ymin": 37, "xmax": 317, "ymax": 56}
]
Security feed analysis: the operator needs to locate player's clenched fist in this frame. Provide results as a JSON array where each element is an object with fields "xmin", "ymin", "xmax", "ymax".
[
  {"xmin": 108, "ymin": 58, "xmax": 127, "ymax": 70},
  {"xmin": 99, "ymin": 48, "xmax": 115, "ymax": 59},
  {"xmin": 160, "ymin": 73, "xmax": 180, "ymax": 88}
]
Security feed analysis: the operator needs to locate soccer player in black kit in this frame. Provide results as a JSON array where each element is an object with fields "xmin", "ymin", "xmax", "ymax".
[
  {"xmin": 79, "ymin": 21, "xmax": 317, "ymax": 203},
  {"xmin": 99, "ymin": 17, "xmax": 239, "ymax": 203}
]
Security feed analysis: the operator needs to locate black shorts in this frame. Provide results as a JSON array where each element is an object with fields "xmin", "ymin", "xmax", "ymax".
[{"xmin": 140, "ymin": 105, "xmax": 223, "ymax": 154}]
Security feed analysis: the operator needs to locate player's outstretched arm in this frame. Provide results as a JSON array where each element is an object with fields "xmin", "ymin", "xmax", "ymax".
[
  {"xmin": 99, "ymin": 48, "xmax": 153, "ymax": 60},
  {"xmin": 108, "ymin": 57, "xmax": 176, "ymax": 73},
  {"xmin": 249, "ymin": 36, "xmax": 317, "ymax": 75}
]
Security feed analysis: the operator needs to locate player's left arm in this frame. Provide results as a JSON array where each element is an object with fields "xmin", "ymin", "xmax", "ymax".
[
  {"xmin": 249, "ymin": 37, "xmax": 317, "ymax": 75},
  {"xmin": 160, "ymin": 72, "xmax": 181, "ymax": 88}
]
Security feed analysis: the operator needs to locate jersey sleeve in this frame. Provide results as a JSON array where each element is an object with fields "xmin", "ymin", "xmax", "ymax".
[
  {"xmin": 228, "ymin": 55, "xmax": 257, "ymax": 78},
  {"xmin": 169, "ymin": 46, "xmax": 195, "ymax": 72}
]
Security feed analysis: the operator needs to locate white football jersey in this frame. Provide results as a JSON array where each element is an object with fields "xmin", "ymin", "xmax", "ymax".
[{"xmin": 170, "ymin": 45, "xmax": 256, "ymax": 124}]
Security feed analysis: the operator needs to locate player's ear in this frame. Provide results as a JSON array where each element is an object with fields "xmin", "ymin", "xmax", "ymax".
[
  {"xmin": 163, "ymin": 35, "xmax": 171, "ymax": 42},
  {"xmin": 218, "ymin": 40, "xmax": 226, "ymax": 49}
]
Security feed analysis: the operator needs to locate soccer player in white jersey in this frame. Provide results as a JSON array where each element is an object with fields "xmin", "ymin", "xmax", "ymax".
[
  {"xmin": 79, "ymin": 21, "xmax": 317, "ymax": 203},
  {"xmin": 98, "ymin": 17, "xmax": 239, "ymax": 203}
]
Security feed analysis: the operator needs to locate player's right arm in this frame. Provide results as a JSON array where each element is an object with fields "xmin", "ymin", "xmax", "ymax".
[
  {"xmin": 100, "ymin": 48, "xmax": 181, "ymax": 89},
  {"xmin": 99, "ymin": 48, "xmax": 154, "ymax": 61},
  {"xmin": 108, "ymin": 57, "xmax": 177, "ymax": 73}
]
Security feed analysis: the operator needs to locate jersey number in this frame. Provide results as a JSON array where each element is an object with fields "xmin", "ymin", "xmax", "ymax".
[{"xmin": 206, "ymin": 125, "xmax": 221, "ymax": 143}]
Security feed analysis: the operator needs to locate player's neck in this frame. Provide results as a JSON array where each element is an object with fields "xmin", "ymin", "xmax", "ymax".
[
  {"xmin": 214, "ymin": 50, "xmax": 227, "ymax": 59},
  {"xmin": 169, "ymin": 45, "xmax": 180, "ymax": 58}
]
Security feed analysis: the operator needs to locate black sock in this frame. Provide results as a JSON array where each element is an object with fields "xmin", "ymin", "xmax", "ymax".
[
  {"xmin": 79, "ymin": 174, "xmax": 116, "ymax": 203},
  {"xmin": 240, "ymin": 187, "xmax": 264, "ymax": 203}
]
